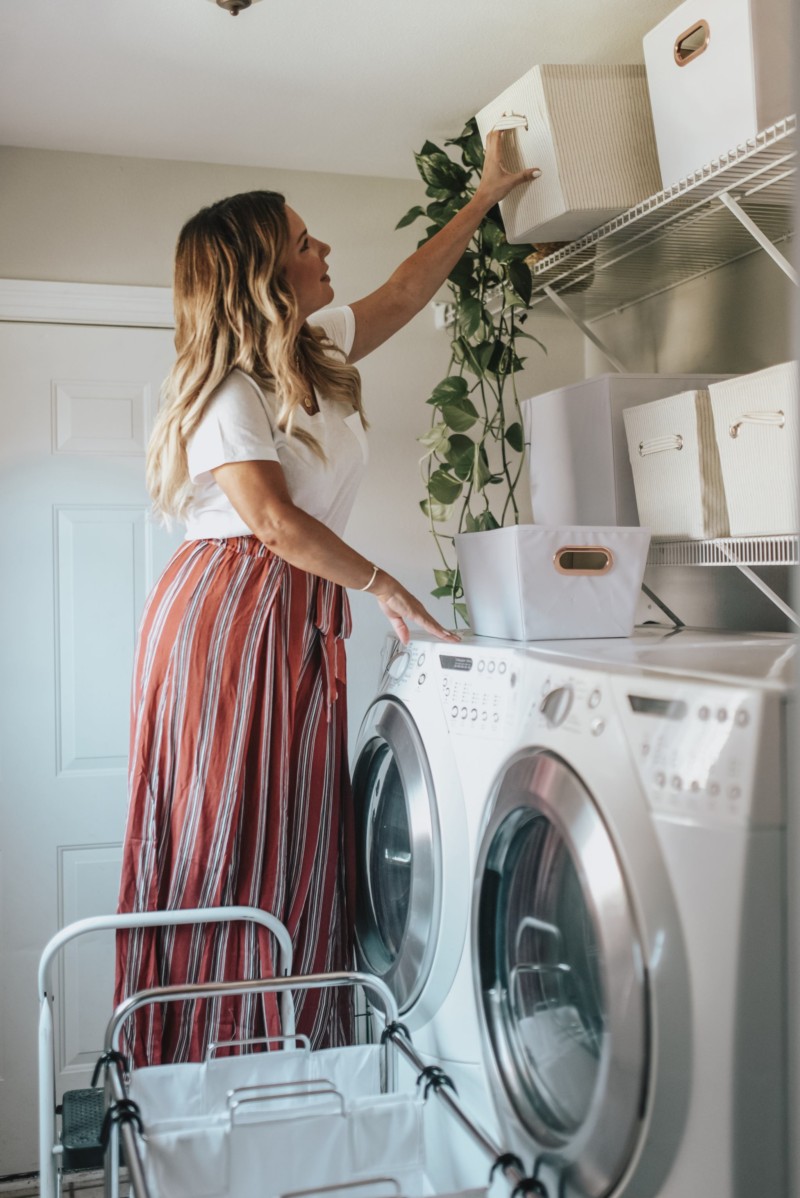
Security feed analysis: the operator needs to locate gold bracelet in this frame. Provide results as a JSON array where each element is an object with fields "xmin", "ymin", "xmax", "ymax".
[{"xmin": 360, "ymin": 563, "xmax": 380, "ymax": 592}]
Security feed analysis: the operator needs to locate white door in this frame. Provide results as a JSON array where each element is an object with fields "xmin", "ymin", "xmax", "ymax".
[{"xmin": 0, "ymin": 317, "xmax": 181, "ymax": 1174}]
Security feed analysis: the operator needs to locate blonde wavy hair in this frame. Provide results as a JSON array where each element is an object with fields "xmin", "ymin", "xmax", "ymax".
[{"xmin": 147, "ymin": 190, "xmax": 364, "ymax": 521}]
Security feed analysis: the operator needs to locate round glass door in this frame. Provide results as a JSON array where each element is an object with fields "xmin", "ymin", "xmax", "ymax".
[
  {"xmin": 475, "ymin": 750, "xmax": 648, "ymax": 1196},
  {"xmin": 352, "ymin": 698, "xmax": 441, "ymax": 1012}
]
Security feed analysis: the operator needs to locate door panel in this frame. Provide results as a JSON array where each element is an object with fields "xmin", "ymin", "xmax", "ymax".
[{"xmin": 0, "ymin": 321, "xmax": 180, "ymax": 1174}]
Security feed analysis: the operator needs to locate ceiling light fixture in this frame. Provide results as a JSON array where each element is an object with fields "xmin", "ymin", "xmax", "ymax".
[{"xmin": 213, "ymin": 0, "xmax": 262, "ymax": 14}]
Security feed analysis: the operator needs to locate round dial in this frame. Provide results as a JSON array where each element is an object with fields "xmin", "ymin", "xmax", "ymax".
[{"xmin": 540, "ymin": 684, "xmax": 574, "ymax": 728}]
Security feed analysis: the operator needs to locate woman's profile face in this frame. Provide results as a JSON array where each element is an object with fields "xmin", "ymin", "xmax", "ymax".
[{"xmin": 282, "ymin": 206, "xmax": 335, "ymax": 322}]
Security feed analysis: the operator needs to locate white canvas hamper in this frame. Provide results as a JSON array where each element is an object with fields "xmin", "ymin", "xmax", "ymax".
[
  {"xmin": 643, "ymin": 0, "xmax": 793, "ymax": 189},
  {"xmin": 454, "ymin": 525, "xmax": 651, "ymax": 641},
  {"xmin": 474, "ymin": 64, "xmax": 661, "ymax": 243},
  {"xmin": 708, "ymin": 362, "xmax": 800, "ymax": 536},
  {"xmin": 623, "ymin": 390, "xmax": 730, "ymax": 539},
  {"xmin": 521, "ymin": 373, "xmax": 729, "ymax": 527}
]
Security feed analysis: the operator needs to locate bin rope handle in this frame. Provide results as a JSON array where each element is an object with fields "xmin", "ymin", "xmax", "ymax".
[
  {"xmin": 729, "ymin": 410, "xmax": 785, "ymax": 438},
  {"xmin": 638, "ymin": 433, "xmax": 683, "ymax": 456}
]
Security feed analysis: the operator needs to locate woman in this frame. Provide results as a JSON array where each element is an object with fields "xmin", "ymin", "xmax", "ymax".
[{"xmin": 115, "ymin": 130, "xmax": 536, "ymax": 1066}]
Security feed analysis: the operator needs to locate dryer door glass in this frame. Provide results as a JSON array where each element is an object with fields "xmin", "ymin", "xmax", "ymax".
[
  {"xmin": 476, "ymin": 750, "xmax": 647, "ymax": 1196},
  {"xmin": 353, "ymin": 700, "xmax": 440, "ymax": 1012}
]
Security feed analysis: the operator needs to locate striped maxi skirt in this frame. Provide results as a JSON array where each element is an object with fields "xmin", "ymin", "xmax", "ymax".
[{"xmin": 115, "ymin": 535, "xmax": 355, "ymax": 1066}]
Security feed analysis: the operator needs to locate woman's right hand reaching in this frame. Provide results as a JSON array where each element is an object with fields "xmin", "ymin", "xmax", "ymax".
[{"xmin": 371, "ymin": 571, "xmax": 460, "ymax": 645}]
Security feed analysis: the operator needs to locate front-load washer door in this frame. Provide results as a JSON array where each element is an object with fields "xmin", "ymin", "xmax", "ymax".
[
  {"xmin": 474, "ymin": 749, "xmax": 648, "ymax": 1198},
  {"xmin": 353, "ymin": 698, "xmax": 441, "ymax": 1014}
]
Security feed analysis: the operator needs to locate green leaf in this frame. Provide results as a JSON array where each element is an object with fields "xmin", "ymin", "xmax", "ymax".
[
  {"xmin": 431, "ymin": 585, "xmax": 455, "ymax": 598},
  {"xmin": 444, "ymin": 433, "xmax": 475, "ymax": 479},
  {"xmin": 462, "ymin": 131, "xmax": 485, "ymax": 171},
  {"xmin": 428, "ymin": 376, "xmax": 469, "ymax": 408},
  {"xmin": 454, "ymin": 602, "xmax": 470, "ymax": 622},
  {"xmin": 505, "ymin": 421, "xmax": 525, "ymax": 452},
  {"xmin": 475, "ymin": 510, "xmax": 500, "ymax": 532},
  {"xmin": 414, "ymin": 150, "xmax": 470, "ymax": 194},
  {"xmin": 448, "ymin": 255, "xmax": 477, "ymax": 291},
  {"xmin": 417, "ymin": 423, "xmax": 450, "ymax": 453},
  {"xmin": 419, "ymin": 139, "xmax": 445, "ymax": 158},
  {"xmin": 395, "ymin": 205, "xmax": 425, "ymax": 230},
  {"xmin": 458, "ymin": 295, "xmax": 483, "ymax": 338},
  {"xmin": 508, "ymin": 258, "xmax": 533, "ymax": 306},
  {"xmin": 472, "ymin": 444, "xmax": 493, "ymax": 491},
  {"xmin": 420, "ymin": 498, "xmax": 456, "ymax": 523},
  {"xmin": 441, "ymin": 397, "xmax": 479, "ymax": 433},
  {"xmin": 433, "ymin": 567, "xmax": 457, "ymax": 589},
  {"xmin": 464, "ymin": 511, "xmax": 481, "ymax": 533},
  {"xmin": 428, "ymin": 468, "xmax": 463, "ymax": 504}
]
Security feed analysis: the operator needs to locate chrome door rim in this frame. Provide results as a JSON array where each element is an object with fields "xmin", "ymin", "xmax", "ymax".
[
  {"xmin": 474, "ymin": 748, "xmax": 648, "ymax": 1195},
  {"xmin": 352, "ymin": 697, "xmax": 442, "ymax": 1013}
]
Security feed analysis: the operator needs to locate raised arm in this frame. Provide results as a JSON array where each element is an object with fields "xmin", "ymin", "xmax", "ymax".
[{"xmin": 348, "ymin": 129, "xmax": 538, "ymax": 363}]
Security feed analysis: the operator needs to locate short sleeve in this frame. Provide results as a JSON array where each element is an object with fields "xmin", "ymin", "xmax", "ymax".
[
  {"xmin": 186, "ymin": 371, "xmax": 280, "ymax": 482},
  {"xmin": 308, "ymin": 306, "xmax": 356, "ymax": 358}
]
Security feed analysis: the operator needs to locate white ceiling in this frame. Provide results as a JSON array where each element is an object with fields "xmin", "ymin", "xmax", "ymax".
[{"xmin": 2, "ymin": 0, "xmax": 682, "ymax": 179}]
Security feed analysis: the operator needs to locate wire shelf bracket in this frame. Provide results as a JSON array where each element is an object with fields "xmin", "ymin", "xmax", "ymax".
[{"xmin": 645, "ymin": 535, "xmax": 800, "ymax": 628}]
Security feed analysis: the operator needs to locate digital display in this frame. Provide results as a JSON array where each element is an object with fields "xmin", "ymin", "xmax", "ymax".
[
  {"xmin": 439, "ymin": 655, "xmax": 474, "ymax": 672},
  {"xmin": 628, "ymin": 695, "xmax": 688, "ymax": 719}
]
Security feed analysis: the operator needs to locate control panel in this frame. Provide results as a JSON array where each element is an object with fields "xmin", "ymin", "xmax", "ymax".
[
  {"xmin": 438, "ymin": 649, "xmax": 522, "ymax": 739},
  {"xmin": 612, "ymin": 675, "xmax": 781, "ymax": 828}
]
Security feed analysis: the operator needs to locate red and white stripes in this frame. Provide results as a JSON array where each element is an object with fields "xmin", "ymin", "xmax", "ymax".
[{"xmin": 115, "ymin": 536, "xmax": 354, "ymax": 1066}]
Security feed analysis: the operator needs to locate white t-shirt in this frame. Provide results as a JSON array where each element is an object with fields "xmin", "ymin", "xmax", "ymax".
[{"xmin": 184, "ymin": 306, "xmax": 367, "ymax": 540}]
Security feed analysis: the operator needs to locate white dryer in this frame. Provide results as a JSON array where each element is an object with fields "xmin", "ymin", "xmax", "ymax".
[
  {"xmin": 470, "ymin": 627, "xmax": 794, "ymax": 1198},
  {"xmin": 351, "ymin": 635, "xmax": 534, "ymax": 1191}
]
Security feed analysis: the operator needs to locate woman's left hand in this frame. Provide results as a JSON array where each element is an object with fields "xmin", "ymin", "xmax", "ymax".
[{"xmin": 474, "ymin": 128, "xmax": 541, "ymax": 210}]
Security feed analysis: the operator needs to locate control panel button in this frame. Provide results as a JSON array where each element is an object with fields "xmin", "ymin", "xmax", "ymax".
[
  {"xmin": 487, "ymin": 661, "xmax": 496, "ymax": 674},
  {"xmin": 417, "ymin": 673, "xmax": 426, "ymax": 685},
  {"xmin": 498, "ymin": 661, "xmax": 507, "ymax": 675},
  {"xmin": 671, "ymin": 775, "xmax": 683, "ymax": 791},
  {"xmin": 735, "ymin": 708, "xmax": 750, "ymax": 727},
  {"xmin": 698, "ymin": 706, "xmax": 710, "ymax": 721},
  {"xmin": 588, "ymin": 689, "xmax": 602, "ymax": 709},
  {"xmin": 655, "ymin": 771, "xmax": 666, "ymax": 788},
  {"xmin": 716, "ymin": 708, "xmax": 728, "ymax": 723},
  {"xmin": 708, "ymin": 781, "xmax": 720, "ymax": 797},
  {"xmin": 471, "ymin": 709, "xmax": 478, "ymax": 721},
  {"xmin": 641, "ymin": 743, "xmax": 651, "ymax": 758},
  {"xmin": 477, "ymin": 660, "xmax": 485, "ymax": 672},
  {"xmin": 591, "ymin": 718, "xmax": 605, "ymax": 737},
  {"xmin": 540, "ymin": 685, "xmax": 574, "ymax": 728},
  {"xmin": 417, "ymin": 652, "xmax": 426, "ymax": 667},
  {"xmin": 451, "ymin": 706, "xmax": 458, "ymax": 718},
  {"xmin": 728, "ymin": 785, "xmax": 742, "ymax": 800},
  {"xmin": 460, "ymin": 707, "xmax": 468, "ymax": 719}
]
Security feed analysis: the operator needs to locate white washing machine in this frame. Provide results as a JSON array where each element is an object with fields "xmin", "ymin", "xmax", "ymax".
[
  {"xmin": 351, "ymin": 635, "xmax": 534, "ymax": 1191},
  {"xmin": 469, "ymin": 627, "xmax": 794, "ymax": 1198}
]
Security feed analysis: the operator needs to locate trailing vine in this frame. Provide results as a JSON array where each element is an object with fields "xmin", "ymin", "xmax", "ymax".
[{"xmin": 397, "ymin": 118, "xmax": 542, "ymax": 626}]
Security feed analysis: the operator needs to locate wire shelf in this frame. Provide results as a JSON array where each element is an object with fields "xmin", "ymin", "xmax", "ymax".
[
  {"xmin": 527, "ymin": 117, "xmax": 797, "ymax": 321},
  {"xmin": 647, "ymin": 535, "xmax": 799, "ymax": 568}
]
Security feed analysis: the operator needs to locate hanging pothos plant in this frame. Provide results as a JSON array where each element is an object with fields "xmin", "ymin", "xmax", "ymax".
[{"xmin": 397, "ymin": 118, "xmax": 543, "ymax": 626}]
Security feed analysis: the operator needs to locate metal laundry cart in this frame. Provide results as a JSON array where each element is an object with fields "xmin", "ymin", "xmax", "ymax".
[{"xmin": 39, "ymin": 910, "xmax": 541, "ymax": 1198}]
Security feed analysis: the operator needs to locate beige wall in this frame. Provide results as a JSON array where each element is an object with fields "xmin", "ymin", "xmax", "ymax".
[{"xmin": 0, "ymin": 146, "xmax": 584, "ymax": 746}]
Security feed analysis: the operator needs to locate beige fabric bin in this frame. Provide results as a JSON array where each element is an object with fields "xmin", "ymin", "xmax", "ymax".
[
  {"xmin": 643, "ymin": 0, "xmax": 793, "ymax": 189},
  {"xmin": 623, "ymin": 391, "xmax": 729, "ymax": 539},
  {"xmin": 455, "ymin": 525, "xmax": 651, "ymax": 641},
  {"xmin": 474, "ymin": 64, "xmax": 661, "ymax": 243},
  {"xmin": 521, "ymin": 373, "xmax": 728, "ymax": 527},
  {"xmin": 708, "ymin": 362, "xmax": 799, "ymax": 536}
]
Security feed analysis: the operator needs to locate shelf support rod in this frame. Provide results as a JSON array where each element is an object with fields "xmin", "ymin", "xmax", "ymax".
[
  {"xmin": 714, "ymin": 543, "xmax": 800, "ymax": 627},
  {"xmin": 542, "ymin": 284, "xmax": 628, "ymax": 372},
  {"xmin": 719, "ymin": 192, "xmax": 799, "ymax": 285}
]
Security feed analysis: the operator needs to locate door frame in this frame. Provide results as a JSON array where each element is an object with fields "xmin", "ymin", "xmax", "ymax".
[{"xmin": 0, "ymin": 278, "xmax": 174, "ymax": 328}]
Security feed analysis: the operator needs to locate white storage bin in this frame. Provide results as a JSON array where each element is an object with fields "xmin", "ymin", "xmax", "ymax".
[
  {"xmin": 454, "ymin": 525, "xmax": 651, "ymax": 641},
  {"xmin": 708, "ymin": 362, "xmax": 799, "ymax": 535},
  {"xmin": 623, "ymin": 390, "xmax": 729, "ymax": 539},
  {"xmin": 521, "ymin": 373, "xmax": 728, "ymax": 527},
  {"xmin": 474, "ymin": 65, "xmax": 661, "ymax": 243},
  {"xmin": 643, "ymin": 0, "xmax": 793, "ymax": 189}
]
